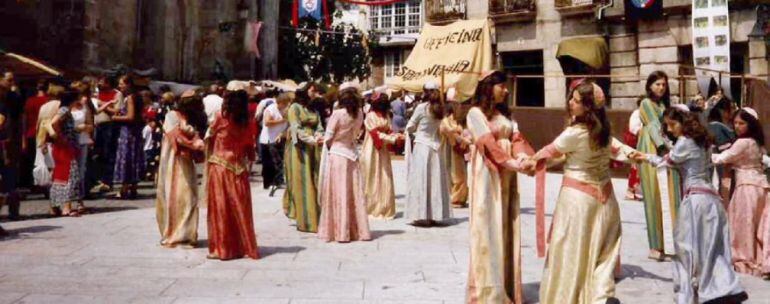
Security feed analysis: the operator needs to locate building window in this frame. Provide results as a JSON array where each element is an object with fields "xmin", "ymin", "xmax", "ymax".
[
  {"xmin": 502, "ymin": 50, "xmax": 545, "ymax": 107},
  {"xmin": 370, "ymin": 0, "xmax": 422, "ymax": 36},
  {"xmin": 384, "ymin": 50, "xmax": 403, "ymax": 78}
]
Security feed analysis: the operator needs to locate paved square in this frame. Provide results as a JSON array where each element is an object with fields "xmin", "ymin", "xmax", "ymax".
[{"xmin": 0, "ymin": 161, "xmax": 767, "ymax": 303}]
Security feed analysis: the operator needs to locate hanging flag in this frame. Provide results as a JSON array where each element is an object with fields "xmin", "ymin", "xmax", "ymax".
[
  {"xmin": 692, "ymin": 0, "xmax": 732, "ymax": 98},
  {"xmin": 625, "ymin": 0, "xmax": 661, "ymax": 21}
]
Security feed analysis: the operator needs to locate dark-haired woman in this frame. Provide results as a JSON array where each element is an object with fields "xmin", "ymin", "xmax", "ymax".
[
  {"xmin": 317, "ymin": 88, "xmax": 371, "ymax": 242},
  {"xmin": 49, "ymin": 91, "xmax": 82, "ymax": 217},
  {"xmin": 71, "ymin": 83, "xmax": 95, "ymax": 211},
  {"xmin": 639, "ymin": 107, "xmax": 747, "ymax": 304},
  {"xmin": 637, "ymin": 70, "xmax": 682, "ymax": 260},
  {"xmin": 112, "ymin": 76, "xmax": 145, "ymax": 199},
  {"xmin": 534, "ymin": 82, "xmax": 636, "ymax": 304},
  {"xmin": 361, "ymin": 92, "xmax": 402, "ymax": 219},
  {"xmin": 712, "ymin": 108, "xmax": 770, "ymax": 277},
  {"xmin": 464, "ymin": 71, "xmax": 534, "ymax": 304},
  {"xmin": 156, "ymin": 91, "xmax": 207, "ymax": 249},
  {"xmin": 206, "ymin": 90, "xmax": 259, "ymax": 260},
  {"xmin": 405, "ymin": 83, "xmax": 451, "ymax": 225},
  {"xmin": 707, "ymin": 97, "xmax": 736, "ymax": 202},
  {"xmin": 283, "ymin": 87, "xmax": 324, "ymax": 233}
]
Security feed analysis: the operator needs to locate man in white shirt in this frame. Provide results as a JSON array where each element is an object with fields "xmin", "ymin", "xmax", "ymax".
[
  {"xmin": 203, "ymin": 83, "xmax": 224, "ymax": 125},
  {"xmin": 259, "ymin": 93, "xmax": 290, "ymax": 196}
]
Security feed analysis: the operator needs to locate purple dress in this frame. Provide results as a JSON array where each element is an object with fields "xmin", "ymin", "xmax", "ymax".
[{"xmin": 113, "ymin": 97, "xmax": 145, "ymax": 184}]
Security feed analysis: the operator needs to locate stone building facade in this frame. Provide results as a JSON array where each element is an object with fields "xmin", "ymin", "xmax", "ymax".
[
  {"xmin": 1, "ymin": 0, "xmax": 279, "ymax": 82},
  {"xmin": 361, "ymin": 0, "xmax": 768, "ymax": 109}
]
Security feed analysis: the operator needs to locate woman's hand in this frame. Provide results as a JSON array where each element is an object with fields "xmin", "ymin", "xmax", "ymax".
[{"xmin": 628, "ymin": 151, "xmax": 648, "ymax": 162}]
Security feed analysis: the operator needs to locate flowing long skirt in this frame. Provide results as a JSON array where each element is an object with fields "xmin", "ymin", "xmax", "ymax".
[
  {"xmin": 156, "ymin": 141, "xmax": 199, "ymax": 247},
  {"xmin": 672, "ymin": 193, "xmax": 746, "ymax": 303},
  {"xmin": 207, "ymin": 163, "xmax": 259, "ymax": 260},
  {"xmin": 728, "ymin": 184, "xmax": 767, "ymax": 275},
  {"xmin": 50, "ymin": 144, "xmax": 80, "ymax": 207},
  {"xmin": 443, "ymin": 145, "xmax": 468, "ymax": 206},
  {"xmin": 318, "ymin": 154, "xmax": 371, "ymax": 242},
  {"xmin": 466, "ymin": 149, "xmax": 521, "ymax": 303},
  {"xmin": 405, "ymin": 143, "xmax": 450, "ymax": 222},
  {"xmin": 114, "ymin": 125, "xmax": 145, "ymax": 185},
  {"xmin": 282, "ymin": 142, "xmax": 321, "ymax": 232},
  {"xmin": 540, "ymin": 185, "xmax": 621, "ymax": 304},
  {"xmin": 361, "ymin": 141, "xmax": 396, "ymax": 219}
]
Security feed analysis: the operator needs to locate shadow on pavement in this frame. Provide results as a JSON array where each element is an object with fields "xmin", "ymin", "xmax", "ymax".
[
  {"xmin": 520, "ymin": 207, "xmax": 552, "ymax": 217},
  {"xmin": 523, "ymin": 281, "xmax": 540, "ymax": 303},
  {"xmin": 259, "ymin": 246, "xmax": 306, "ymax": 258},
  {"xmin": 617, "ymin": 264, "xmax": 672, "ymax": 282},
  {"xmin": 371, "ymin": 229, "xmax": 406, "ymax": 240},
  {"xmin": 0, "ymin": 225, "xmax": 61, "ymax": 241}
]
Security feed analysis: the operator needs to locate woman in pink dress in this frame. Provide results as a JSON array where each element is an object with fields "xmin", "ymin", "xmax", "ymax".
[
  {"xmin": 206, "ymin": 90, "xmax": 259, "ymax": 260},
  {"xmin": 317, "ymin": 85, "xmax": 371, "ymax": 243},
  {"xmin": 712, "ymin": 107, "xmax": 769, "ymax": 277}
]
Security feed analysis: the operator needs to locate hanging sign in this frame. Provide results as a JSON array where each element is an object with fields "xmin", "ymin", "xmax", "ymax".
[
  {"xmin": 692, "ymin": 0, "xmax": 731, "ymax": 98},
  {"xmin": 386, "ymin": 19, "xmax": 493, "ymax": 101}
]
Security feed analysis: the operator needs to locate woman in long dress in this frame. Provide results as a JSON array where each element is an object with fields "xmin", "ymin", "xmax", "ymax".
[
  {"xmin": 48, "ymin": 91, "xmax": 82, "ymax": 217},
  {"xmin": 712, "ymin": 108, "xmax": 769, "ymax": 277},
  {"xmin": 112, "ymin": 76, "xmax": 145, "ymax": 199},
  {"xmin": 283, "ymin": 85, "xmax": 324, "ymax": 232},
  {"xmin": 317, "ymin": 87, "xmax": 371, "ymax": 242},
  {"xmin": 707, "ymin": 97, "xmax": 736, "ymax": 202},
  {"xmin": 640, "ymin": 107, "xmax": 747, "ymax": 303},
  {"xmin": 637, "ymin": 70, "xmax": 682, "ymax": 260},
  {"xmin": 534, "ymin": 82, "xmax": 635, "ymax": 304},
  {"xmin": 206, "ymin": 90, "xmax": 259, "ymax": 260},
  {"xmin": 156, "ymin": 92, "xmax": 206, "ymax": 248},
  {"xmin": 361, "ymin": 92, "xmax": 402, "ymax": 219},
  {"xmin": 405, "ymin": 83, "xmax": 451, "ymax": 225},
  {"xmin": 440, "ymin": 90, "xmax": 470, "ymax": 208},
  {"xmin": 464, "ymin": 71, "xmax": 534, "ymax": 303}
]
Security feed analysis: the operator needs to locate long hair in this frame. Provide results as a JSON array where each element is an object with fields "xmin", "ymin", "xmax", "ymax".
[
  {"xmin": 645, "ymin": 71, "xmax": 671, "ymax": 108},
  {"xmin": 733, "ymin": 109, "xmax": 765, "ymax": 147},
  {"xmin": 71, "ymin": 82, "xmax": 97, "ymax": 115},
  {"xmin": 177, "ymin": 94, "xmax": 208, "ymax": 136},
  {"xmin": 568, "ymin": 82, "xmax": 611, "ymax": 149},
  {"xmin": 223, "ymin": 90, "xmax": 250, "ymax": 127},
  {"xmin": 118, "ymin": 75, "xmax": 136, "ymax": 96},
  {"xmin": 370, "ymin": 94, "xmax": 391, "ymax": 117},
  {"xmin": 663, "ymin": 107, "xmax": 712, "ymax": 147},
  {"xmin": 338, "ymin": 90, "xmax": 361, "ymax": 119},
  {"xmin": 59, "ymin": 90, "xmax": 78, "ymax": 108},
  {"xmin": 425, "ymin": 91, "xmax": 444, "ymax": 120},
  {"xmin": 707, "ymin": 97, "xmax": 733, "ymax": 123},
  {"xmin": 472, "ymin": 72, "xmax": 507, "ymax": 119}
]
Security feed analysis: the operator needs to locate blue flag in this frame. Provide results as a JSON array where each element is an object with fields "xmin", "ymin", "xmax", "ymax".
[{"xmin": 298, "ymin": 0, "xmax": 322, "ymax": 21}]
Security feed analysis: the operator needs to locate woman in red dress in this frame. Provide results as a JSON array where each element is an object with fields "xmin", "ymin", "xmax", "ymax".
[{"xmin": 206, "ymin": 90, "xmax": 259, "ymax": 260}]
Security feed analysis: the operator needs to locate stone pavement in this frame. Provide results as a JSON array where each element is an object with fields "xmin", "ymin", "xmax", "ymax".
[{"xmin": 0, "ymin": 160, "xmax": 768, "ymax": 304}]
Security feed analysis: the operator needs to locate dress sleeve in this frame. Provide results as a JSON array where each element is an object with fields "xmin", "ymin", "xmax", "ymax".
[
  {"xmin": 609, "ymin": 137, "xmax": 637, "ymax": 163},
  {"xmin": 439, "ymin": 117, "xmax": 458, "ymax": 146},
  {"xmin": 405, "ymin": 104, "xmax": 424, "ymax": 134},
  {"xmin": 648, "ymin": 137, "xmax": 691, "ymax": 167},
  {"xmin": 639, "ymin": 99, "xmax": 666, "ymax": 149},
  {"xmin": 324, "ymin": 111, "xmax": 339, "ymax": 144},
  {"xmin": 712, "ymin": 138, "xmax": 749, "ymax": 165},
  {"xmin": 466, "ymin": 108, "xmax": 524, "ymax": 172}
]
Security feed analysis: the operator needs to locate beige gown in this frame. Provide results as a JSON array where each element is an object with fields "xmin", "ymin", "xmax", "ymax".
[
  {"xmin": 440, "ymin": 115, "xmax": 469, "ymax": 207},
  {"xmin": 535, "ymin": 125, "xmax": 635, "ymax": 304},
  {"xmin": 361, "ymin": 112, "xmax": 399, "ymax": 219},
  {"xmin": 465, "ymin": 108, "xmax": 534, "ymax": 303}
]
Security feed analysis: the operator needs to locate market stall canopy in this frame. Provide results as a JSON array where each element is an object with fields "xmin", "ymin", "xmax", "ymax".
[
  {"xmin": 556, "ymin": 37, "xmax": 608, "ymax": 72},
  {"xmin": 0, "ymin": 49, "xmax": 62, "ymax": 79},
  {"xmin": 258, "ymin": 80, "xmax": 299, "ymax": 92},
  {"xmin": 386, "ymin": 19, "xmax": 493, "ymax": 101}
]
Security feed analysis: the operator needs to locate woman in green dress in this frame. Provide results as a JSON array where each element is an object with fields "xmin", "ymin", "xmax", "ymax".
[
  {"xmin": 283, "ymin": 84, "xmax": 324, "ymax": 233},
  {"xmin": 283, "ymin": 84, "xmax": 325, "ymax": 232},
  {"xmin": 636, "ymin": 70, "xmax": 683, "ymax": 260}
]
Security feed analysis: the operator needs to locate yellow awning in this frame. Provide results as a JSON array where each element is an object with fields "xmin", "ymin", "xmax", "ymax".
[{"xmin": 556, "ymin": 37, "xmax": 608, "ymax": 70}]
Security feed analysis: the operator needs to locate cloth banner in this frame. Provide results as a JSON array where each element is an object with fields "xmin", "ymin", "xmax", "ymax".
[
  {"xmin": 299, "ymin": 0, "xmax": 322, "ymax": 21},
  {"xmin": 387, "ymin": 19, "xmax": 493, "ymax": 101},
  {"xmin": 692, "ymin": 0, "xmax": 731, "ymax": 98}
]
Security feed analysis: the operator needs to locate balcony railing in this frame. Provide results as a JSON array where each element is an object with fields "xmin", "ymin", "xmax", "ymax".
[
  {"xmin": 489, "ymin": 0, "xmax": 536, "ymax": 22},
  {"xmin": 426, "ymin": 0, "xmax": 466, "ymax": 24},
  {"xmin": 555, "ymin": 0, "xmax": 609, "ymax": 16}
]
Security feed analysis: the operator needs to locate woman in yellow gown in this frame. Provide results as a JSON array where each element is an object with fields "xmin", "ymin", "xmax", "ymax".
[
  {"xmin": 532, "ymin": 81, "xmax": 637, "ymax": 304},
  {"xmin": 465, "ymin": 71, "xmax": 535, "ymax": 303}
]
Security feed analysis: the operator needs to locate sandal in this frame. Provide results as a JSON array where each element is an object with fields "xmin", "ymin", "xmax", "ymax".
[
  {"xmin": 206, "ymin": 253, "xmax": 220, "ymax": 260},
  {"xmin": 77, "ymin": 204, "xmax": 87, "ymax": 214},
  {"xmin": 63, "ymin": 210, "xmax": 81, "ymax": 217},
  {"xmin": 49, "ymin": 206, "xmax": 62, "ymax": 217}
]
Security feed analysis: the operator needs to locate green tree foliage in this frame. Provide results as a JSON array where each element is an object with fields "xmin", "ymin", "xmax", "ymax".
[{"xmin": 279, "ymin": 17, "xmax": 379, "ymax": 83}]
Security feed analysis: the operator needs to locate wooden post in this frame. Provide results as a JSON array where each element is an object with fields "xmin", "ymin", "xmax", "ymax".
[
  {"xmin": 512, "ymin": 74, "xmax": 518, "ymax": 107},
  {"xmin": 440, "ymin": 67, "xmax": 446, "ymax": 104}
]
